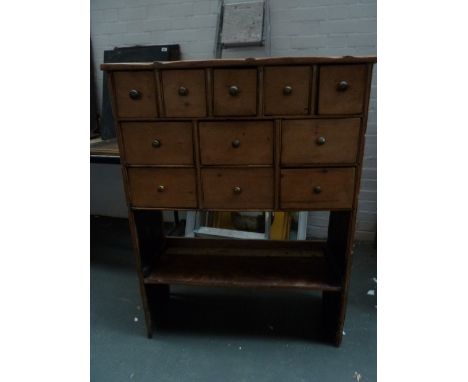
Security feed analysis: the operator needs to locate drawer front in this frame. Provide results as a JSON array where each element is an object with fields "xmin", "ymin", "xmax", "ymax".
[
  {"xmin": 162, "ymin": 69, "xmax": 207, "ymax": 117},
  {"xmin": 199, "ymin": 121, "xmax": 273, "ymax": 165},
  {"xmin": 121, "ymin": 122, "xmax": 193, "ymax": 165},
  {"xmin": 213, "ymin": 69, "xmax": 257, "ymax": 116},
  {"xmin": 264, "ymin": 66, "xmax": 311, "ymax": 115},
  {"xmin": 113, "ymin": 71, "xmax": 158, "ymax": 118},
  {"xmin": 281, "ymin": 118, "xmax": 361, "ymax": 165},
  {"xmin": 127, "ymin": 168, "xmax": 197, "ymax": 208},
  {"xmin": 280, "ymin": 168, "xmax": 355, "ymax": 209},
  {"xmin": 202, "ymin": 168, "xmax": 274, "ymax": 209},
  {"xmin": 318, "ymin": 65, "xmax": 367, "ymax": 115}
]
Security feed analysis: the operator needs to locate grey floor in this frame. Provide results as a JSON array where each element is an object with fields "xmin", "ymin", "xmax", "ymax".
[{"xmin": 91, "ymin": 217, "xmax": 376, "ymax": 382}]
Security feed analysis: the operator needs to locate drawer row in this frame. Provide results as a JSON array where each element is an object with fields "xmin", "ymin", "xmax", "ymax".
[
  {"xmin": 120, "ymin": 118, "xmax": 361, "ymax": 166},
  {"xmin": 112, "ymin": 64, "xmax": 369, "ymax": 118},
  {"xmin": 127, "ymin": 167, "xmax": 355, "ymax": 210}
]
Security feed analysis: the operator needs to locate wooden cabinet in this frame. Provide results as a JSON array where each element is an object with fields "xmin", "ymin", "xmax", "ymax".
[{"xmin": 102, "ymin": 56, "xmax": 376, "ymax": 346}]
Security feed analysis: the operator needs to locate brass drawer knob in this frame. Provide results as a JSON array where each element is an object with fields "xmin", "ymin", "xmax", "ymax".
[
  {"xmin": 229, "ymin": 85, "xmax": 239, "ymax": 96},
  {"xmin": 152, "ymin": 139, "xmax": 161, "ymax": 148},
  {"xmin": 128, "ymin": 89, "xmax": 141, "ymax": 100},
  {"xmin": 232, "ymin": 139, "xmax": 241, "ymax": 148},
  {"xmin": 337, "ymin": 80, "xmax": 349, "ymax": 91},
  {"xmin": 157, "ymin": 185, "xmax": 165, "ymax": 192},
  {"xmin": 316, "ymin": 136, "xmax": 326, "ymax": 145},
  {"xmin": 313, "ymin": 185, "xmax": 322, "ymax": 194},
  {"xmin": 233, "ymin": 186, "xmax": 242, "ymax": 194},
  {"xmin": 283, "ymin": 85, "xmax": 293, "ymax": 95},
  {"xmin": 178, "ymin": 86, "xmax": 188, "ymax": 96}
]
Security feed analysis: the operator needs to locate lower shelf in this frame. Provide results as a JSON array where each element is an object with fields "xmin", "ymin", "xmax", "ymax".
[{"xmin": 144, "ymin": 238, "xmax": 341, "ymax": 292}]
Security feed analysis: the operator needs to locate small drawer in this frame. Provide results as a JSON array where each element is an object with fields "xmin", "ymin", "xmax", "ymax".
[
  {"xmin": 162, "ymin": 69, "xmax": 207, "ymax": 117},
  {"xmin": 280, "ymin": 168, "xmax": 355, "ymax": 209},
  {"xmin": 121, "ymin": 122, "xmax": 193, "ymax": 165},
  {"xmin": 318, "ymin": 65, "xmax": 368, "ymax": 115},
  {"xmin": 213, "ymin": 69, "xmax": 257, "ymax": 116},
  {"xmin": 281, "ymin": 118, "xmax": 361, "ymax": 165},
  {"xmin": 199, "ymin": 121, "xmax": 273, "ymax": 165},
  {"xmin": 202, "ymin": 168, "xmax": 274, "ymax": 210},
  {"xmin": 264, "ymin": 66, "xmax": 311, "ymax": 115},
  {"xmin": 113, "ymin": 71, "xmax": 158, "ymax": 118},
  {"xmin": 127, "ymin": 168, "xmax": 197, "ymax": 208}
]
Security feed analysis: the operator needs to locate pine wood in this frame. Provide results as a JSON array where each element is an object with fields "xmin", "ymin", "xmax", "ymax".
[
  {"xmin": 263, "ymin": 66, "xmax": 311, "ymax": 115},
  {"xmin": 201, "ymin": 167, "xmax": 274, "ymax": 210},
  {"xmin": 199, "ymin": 121, "xmax": 273, "ymax": 165},
  {"xmin": 280, "ymin": 168, "xmax": 355, "ymax": 209},
  {"xmin": 281, "ymin": 118, "xmax": 361, "ymax": 165},
  {"xmin": 213, "ymin": 69, "xmax": 258, "ymax": 116},
  {"xmin": 113, "ymin": 71, "xmax": 158, "ymax": 118},
  {"xmin": 161, "ymin": 69, "xmax": 207, "ymax": 117},
  {"xmin": 127, "ymin": 167, "xmax": 197, "ymax": 208},
  {"xmin": 318, "ymin": 64, "xmax": 368, "ymax": 115},
  {"xmin": 101, "ymin": 56, "xmax": 376, "ymax": 346},
  {"xmin": 120, "ymin": 122, "xmax": 193, "ymax": 165}
]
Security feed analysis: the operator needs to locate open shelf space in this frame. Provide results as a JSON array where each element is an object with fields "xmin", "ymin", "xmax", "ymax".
[{"xmin": 144, "ymin": 238, "xmax": 341, "ymax": 291}]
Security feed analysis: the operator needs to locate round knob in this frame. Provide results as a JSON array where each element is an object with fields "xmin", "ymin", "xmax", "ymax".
[
  {"xmin": 129, "ymin": 89, "xmax": 141, "ymax": 100},
  {"xmin": 233, "ymin": 186, "xmax": 242, "ymax": 194},
  {"xmin": 152, "ymin": 139, "xmax": 161, "ymax": 148},
  {"xmin": 337, "ymin": 80, "xmax": 349, "ymax": 91},
  {"xmin": 283, "ymin": 85, "xmax": 293, "ymax": 95},
  {"xmin": 232, "ymin": 139, "xmax": 241, "ymax": 148},
  {"xmin": 316, "ymin": 136, "xmax": 326, "ymax": 145},
  {"xmin": 313, "ymin": 186, "xmax": 322, "ymax": 194},
  {"xmin": 157, "ymin": 185, "xmax": 165, "ymax": 192},
  {"xmin": 178, "ymin": 86, "xmax": 188, "ymax": 96},
  {"xmin": 229, "ymin": 85, "xmax": 239, "ymax": 96}
]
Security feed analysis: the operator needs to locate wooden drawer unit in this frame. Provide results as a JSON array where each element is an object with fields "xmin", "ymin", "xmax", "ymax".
[
  {"xmin": 113, "ymin": 71, "xmax": 158, "ymax": 118},
  {"xmin": 120, "ymin": 122, "xmax": 193, "ymax": 165},
  {"xmin": 264, "ymin": 66, "xmax": 311, "ymax": 115},
  {"xmin": 102, "ymin": 56, "xmax": 376, "ymax": 346},
  {"xmin": 281, "ymin": 118, "xmax": 361, "ymax": 165},
  {"xmin": 280, "ymin": 168, "xmax": 355, "ymax": 209},
  {"xmin": 213, "ymin": 69, "xmax": 257, "ymax": 116},
  {"xmin": 127, "ymin": 168, "xmax": 197, "ymax": 208},
  {"xmin": 161, "ymin": 69, "xmax": 207, "ymax": 117},
  {"xmin": 201, "ymin": 168, "xmax": 274, "ymax": 210},
  {"xmin": 318, "ymin": 64, "xmax": 368, "ymax": 115},
  {"xmin": 199, "ymin": 121, "xmax": 273, "ymax": 165}
]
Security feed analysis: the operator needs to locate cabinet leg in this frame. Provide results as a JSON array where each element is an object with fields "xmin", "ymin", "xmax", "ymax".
[{"xmin": 322, "ymin": 290, "xmax": 345, "ymax": 346}]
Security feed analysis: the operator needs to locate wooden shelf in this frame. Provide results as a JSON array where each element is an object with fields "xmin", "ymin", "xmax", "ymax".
[{"xmin": 144, "ymin": 238, "xmax": 341, "ymax": 291}]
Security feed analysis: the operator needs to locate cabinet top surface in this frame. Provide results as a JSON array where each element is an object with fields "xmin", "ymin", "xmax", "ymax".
[{"xmin": 101, "ymin": 56, "xmax": 377, "ymax": 71}]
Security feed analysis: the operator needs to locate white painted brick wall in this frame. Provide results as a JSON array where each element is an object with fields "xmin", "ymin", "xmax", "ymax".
[{"xmin": 91, "ymin": 0, "xmax": 377, "ymax": 240}]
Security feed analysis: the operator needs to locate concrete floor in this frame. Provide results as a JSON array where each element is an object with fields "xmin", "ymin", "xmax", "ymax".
[{"xmin": 91, "ymin": 217, "xmax": 376, "ymax": 382}]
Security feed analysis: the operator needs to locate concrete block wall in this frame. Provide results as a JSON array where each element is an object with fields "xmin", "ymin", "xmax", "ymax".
[{"xmin": 91, "ymin": 0, "xmax": 376, "ymax": 240}]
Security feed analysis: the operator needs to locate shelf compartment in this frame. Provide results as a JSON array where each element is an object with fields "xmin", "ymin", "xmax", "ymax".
[{"xmin": 144, "ymin": 238, "xmax": 341, "ymax": 291}]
